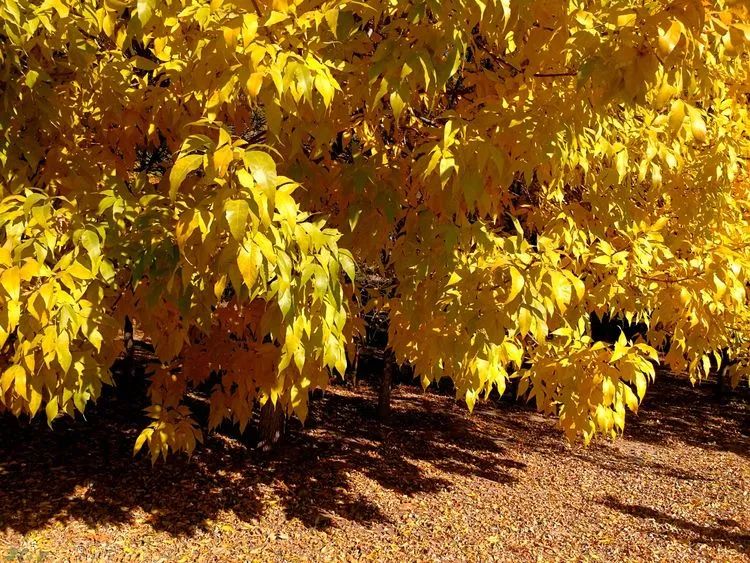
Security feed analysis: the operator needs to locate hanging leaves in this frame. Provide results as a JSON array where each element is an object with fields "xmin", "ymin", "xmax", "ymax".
[{"xmin": 0, "ymin": 0, "xmax": 748, "ymax": 458}]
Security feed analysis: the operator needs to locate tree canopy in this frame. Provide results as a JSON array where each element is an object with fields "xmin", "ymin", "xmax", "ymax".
[{"xmin": 1, "ymin": 0, "xmax": 749, "ymax": 459}]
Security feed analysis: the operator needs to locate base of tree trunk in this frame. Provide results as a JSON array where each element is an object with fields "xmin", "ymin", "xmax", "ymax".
[
  {"xmin": 715, "ymin": 349, "xmax": 733, "ymax": 402},
  {"xmin": 257, "ymin": 400, "xmax": 286, "ymax": 451},
  {"xmin": 378, "ymin": 350, "xmax": 395, "ymax": 419}
]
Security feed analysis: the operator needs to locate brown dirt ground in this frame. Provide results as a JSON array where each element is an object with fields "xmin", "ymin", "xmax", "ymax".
[{"xmin": 0, "ymin": 373, "xmax": 748, "ymax": 562}]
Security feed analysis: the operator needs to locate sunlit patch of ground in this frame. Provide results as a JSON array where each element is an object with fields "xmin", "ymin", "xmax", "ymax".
[{"xmin": 0, "ymin": 373, "xmax": 747, "ymax": 562}]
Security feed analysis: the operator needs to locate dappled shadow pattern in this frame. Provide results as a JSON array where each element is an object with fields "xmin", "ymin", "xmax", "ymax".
[
  {"xmin": 0, "ymin": 365, "xmax": 747, "ymax": 544},
  {"xmin": 620, "ymin": 372, "xmax": 750, "ymax": 459},
  {"xmin": 601, "ymin": 495, "xmax": 750, "ymax": 554},
  {"xmin": 0, "ymin": 385, "xmax": 524, "ymax": 537}
]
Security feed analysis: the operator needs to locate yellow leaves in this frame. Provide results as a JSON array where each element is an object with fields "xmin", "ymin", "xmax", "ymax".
[
  {"xmin": 0, "ymin": 266, "xmax": 20, "ymax": 300},
  {"xmin": 169, "ymin": 154, "xmax": 204, "ymax": 200},
  {"xmin": 237, "ymin": 243, "xmax": 262, "ymax": 290},
  {"xmin": 241, "ymin": 13, "xmax": 258, "ymax": 46},
  {"xmin": 634, "ymin": 371, "xmax": 647, "ymax": 400},
  {"xmin": 66, "ymin": 260, "xmax": 93, "ymax": 280},
  {"xmin": 518, "ymin": 306, "xmax": 532, "ymax": 338},
  {"xmin": 38, "ymin": 0, "xmax": 70, "ymax": 18},
  {"xmin": 243, "ymin": 151, "xmax": 277, "ymax": 186},
  {"xmin": 465, "ymin": 389, "xmax": 477, "ymax": 412},
  {"xmin": 447, "ymin": 271, "xmax": 462, "ymax": 286},
  {"xmin": 689, "ymin": 108, "xmax": 707, "ymax": 143},
  {"xmin": 56, "ymin": 330, "xmax": 72, "ymax": 374},
  {"xmin": 601, "ymin": 377, "xmax": 615, "ymax": 405},
  {"xmin": 389, "ymin": 91, "xmax": 405, "ymax": 123},
  {"xmin": 225, "ymin": 199, "xmax": 250, "ymax": 241},
  {"xmin": 274, "ymin": 188, "xmax": 298, "ymax": 227},
  {"xmin": 609, "ymin": 332, "xmax": 629, "ymax": 364},
  {"xmin": 505, "ymin": 266, "xmax": 524, "ymax": 304},
  {"xmin": 615, "ymin": 149, "xmax": 628, "ymax": 182},
  {"xmin": 622, "ymin": 383, "xmax": 639, "ymax": 412},
  {"xmin": 314, "ymin": 75, "xmax": 336, "ymax": 108},
  {"xmin": 654, "ymin": 82, "xmax": 677, "ymax": 109},
  {"xmin": 134, "ymin": 406, "xmax": 203, "ymax": 462},
  {"xmin": 246, "ymin": 72, "xmax": 264, "ymax": 97},
  {"xmin": 1, "ymin": 365, "xmax": 24, "ymax": 395},
  {"xmin": 3, "ymin": 0, "xmax": 749, "ymax": 459},
  {"xmin": 213, "ymin": 145, "xmax": 234, "ymax": 177},
  {"xmin": 548, "ymin": 270, "xmax": 571, "ymax": 313},
  {"xmin": 136, "ymin": 0, "xmax": 154, "ymax": 26},
  {"xmin": 669, "ymin": 100, "xmax": 686, "ymax": 133},
  {"xmin": 658, "ymin": 21, "xmax": 683, "ymax": 57}
]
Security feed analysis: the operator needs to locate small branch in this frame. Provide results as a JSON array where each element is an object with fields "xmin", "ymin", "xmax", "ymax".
[
  {"xmin": 634, "ymin": 272, "xmax": 703, "ymax": 284},
  {"xmin": 250, "ymin": 0, "xmax": 277, "ymax": 42},
  {"xmin": 472, "ymin": 37, "xmax": 521, "ymax": 75},
  {"xmin": 532, "ymin": 70, "xmax": 578, "ymax": 78}
]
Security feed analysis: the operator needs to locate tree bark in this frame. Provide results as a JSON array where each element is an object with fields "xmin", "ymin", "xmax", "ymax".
[
  {"xmin": 350, "ymin": 344, "xmax": 360, "ymax": 387},
  {"xmin": 715, "ymin": 348, "xmax": 730, "ymax": 400},
  {"xmin": 258, "ymin": 400, "xmax": 285, "ymax": 451},
  {"xmin": 378, "ymin": 349, "xmax": 395, "ymax": 419}
]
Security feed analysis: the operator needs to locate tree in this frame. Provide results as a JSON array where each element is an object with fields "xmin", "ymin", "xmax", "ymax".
[{"xmin": 1, "ymin": 0, "xmax": 749, "ymax": 459}]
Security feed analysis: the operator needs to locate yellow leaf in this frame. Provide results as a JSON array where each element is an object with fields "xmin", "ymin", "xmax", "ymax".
[
  {"xmin": 246, "ymin": 72, "xmax": 264, "ymax": 97},
  {"xmin": 0, "ymin": 267, "xmax": 21, "ymax": 301},
  {"xmin": 690, "ymin": 111, "xmax": 706, "ymax": 143},
  {"xmin": 169, "ymin": 154, "xmax": 204, "ymax": 199},
  {"xmin": 658, "ymin": 21, "xmax": 682, "ymax": 56},
  {"xmin": 610, "ymin": 332, "xmax": 629, "ymax": 363},
  {"xmin": 314, "ymin": 75, "xmax": 335, "ymax": 108},
  {"xmin": 1, "ymin": 365, "xmax": 24, "ymax": 394},
  {"xmin": 505, "ymin": 266, "xmax": 524, "ymax": 304},
  {"xmin": 45, "ymin": 397, "xmax": 59, "ymax": 426},
  {"xmin": 225, "ymin": 199, "xmax": 250, "ymax": 241},
  {"xmin": 669, "ymin": 100, "xmax": 685, "ymax": 133},
  {"xmin": 518, "ymin": 306, "xmax": 532, "ymax": 337},
  {"xmin": 237, "ymin": 245, "xmax": 260, "ymax": 289},
  {"xmin": 390, "ymin": 90, "xmax": 405, "ymax": 122}
]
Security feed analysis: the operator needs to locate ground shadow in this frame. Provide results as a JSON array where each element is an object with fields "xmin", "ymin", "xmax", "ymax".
[
  {"xmin": 619, "ymin": 371, "xmax": 750, "ymax": 460},
  {"xmin": 0, "ymin": 364, "xmax": 747, "ymax": 541},
  {"xmin": 601, "ymin": 495, "xmax": 750, "ymax": 554},
  {"xmin": 0, "ymin": 384, "xmax": 524, "ymax": 537}
]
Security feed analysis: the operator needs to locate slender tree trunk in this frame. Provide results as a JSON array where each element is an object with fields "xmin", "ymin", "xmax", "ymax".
[
  {"xmin": 717, "ymin": 363, "xmax": 726, "ymax": 396},
  {"xmin": 123, "ymin": 316, "xmax": 135, "ymax": 373},
  {"xmin": 378, "ymin": 349, "xmax": 395, "ymax": 419},
  {"xmin": 119, "ymin": 316, "xmax": 136, "ymax": 399},
  {"xmin": 351, "ymin": 344, "xmax": 360, "ymax": 387},
  {"xmin": 258, "ymin": 400, "xmax": 285, "ymax": 451}
]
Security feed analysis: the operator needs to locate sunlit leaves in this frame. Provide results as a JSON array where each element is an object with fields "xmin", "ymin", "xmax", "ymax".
[
  {"xmin": 0, "ymin": 0, "xmax": 748, "ymax": 459},
  {"xmin": 169, "ymin": 154, "xmax": 204, "ymax": 200}
]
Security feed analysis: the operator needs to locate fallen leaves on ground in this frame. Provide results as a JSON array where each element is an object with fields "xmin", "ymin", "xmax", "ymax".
[{"xmin": 0, "ymin": 374, "xmax": 747, "ymax": 562}]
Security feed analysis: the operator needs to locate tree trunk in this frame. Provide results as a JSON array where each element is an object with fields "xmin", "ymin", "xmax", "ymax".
[
  {"xmin": 258, "ymin": 400, "xmax": 285, "ymax": 451},
  {"xmin": 350, "ymin": 344, "xmax": 360, "ymax": 387},
  {"xmin": 118, "ymin": 316, "xmax": 136, "ymax": 399},
  {"xmin": 378, "ymin": 349, "xmax": 395, "ymax": 419},
  {"xmin": 715, "ymin": 348, "xmax": 731, "ymax": 400}
]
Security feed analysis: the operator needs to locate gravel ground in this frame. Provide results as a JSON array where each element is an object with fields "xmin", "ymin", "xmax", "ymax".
[{"xmin": 0, "ymin": 373, "xmax": 747, "ymax": 562}]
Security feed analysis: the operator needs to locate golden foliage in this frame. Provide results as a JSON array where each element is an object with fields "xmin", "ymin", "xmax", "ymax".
[{"xmin": 1, "ymin": 0, "xmax": 749, "ymax": 455}]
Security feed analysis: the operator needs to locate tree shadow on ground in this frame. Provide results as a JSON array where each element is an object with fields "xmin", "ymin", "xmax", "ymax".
[
  {"xmin": 556, "ymin": 372, "xmax": 749, "ymax": 481},
  {"xmin": 600, "ymin": 495, "xmax": 750, "ymax": 554},
  {"xmin": 0, "ymin": 382, "xmax": 524, "ymax": 537},
  {"xmin": 0, "ymin": 364, "xmax": 747, "ymax": 541},
  {"xmin": 618, "ymin": 371, "xmax": 750, "ymax": 460}
]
